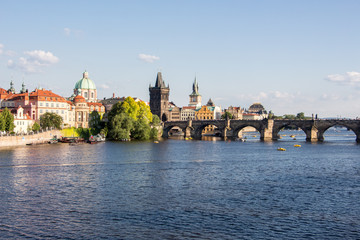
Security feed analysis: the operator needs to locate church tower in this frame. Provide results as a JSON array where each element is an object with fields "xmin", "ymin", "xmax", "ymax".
[
  {"xmin": 189, "ymin": 77, "xmax": 202, "ymax": 108},
  {"xmin": 149, "ymin": 72, "xmax": 170, "ymax": 121}
]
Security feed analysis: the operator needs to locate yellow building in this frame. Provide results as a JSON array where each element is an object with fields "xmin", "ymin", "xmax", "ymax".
[{"xmin": 195, "ymin": 105, "xmax": 216, "ymax": 133}]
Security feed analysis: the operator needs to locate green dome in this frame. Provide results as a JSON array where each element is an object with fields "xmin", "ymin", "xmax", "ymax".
[{"xmin": 74, "ymin": 71, "xmax": 96, "ymax": 90}]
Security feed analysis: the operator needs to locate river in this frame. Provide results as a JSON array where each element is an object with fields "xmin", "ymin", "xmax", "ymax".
[{"xmin": 0, "ymin": 129, "xmax": 359, "ymax": 239}]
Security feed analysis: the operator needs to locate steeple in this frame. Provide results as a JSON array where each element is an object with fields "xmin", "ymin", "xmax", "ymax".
[
  {"xmin": 21, "ymin": 82, "xmax": 26, "ymax": 93},
  {"xmin": 155, "ymin": 72, "xmax": 166, "ymax": 88},
  {"xmin": 188, "ymin": 77, "xmax": 202, "ymax": 107},
  {"xmin": 9, "ymin": 80, "xmax": 15, "ymax": 94},
  {"xmin": 207, "ymin": 98, "xmax": 214, "ymax": 107},
  {"xmin": 190, "ymin": 77, "xmax": 200, "ymax": 96}
]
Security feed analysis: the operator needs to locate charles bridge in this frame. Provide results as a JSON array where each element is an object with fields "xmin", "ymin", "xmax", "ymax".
[{"xmin": 163, "ymin": 119, "xmax": 360, "ymax": 142}]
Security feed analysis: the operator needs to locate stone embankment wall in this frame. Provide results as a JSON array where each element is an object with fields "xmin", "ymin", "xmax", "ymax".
[{"xmin": 0, "ymin": 130, "xmax": 62, "ymax": 147}]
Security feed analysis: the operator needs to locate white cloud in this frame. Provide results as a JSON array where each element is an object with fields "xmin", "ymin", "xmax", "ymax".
[
  {"xmin": 63, "ymin": 27, "xmax": 84, "ymax": 38},
  {"xmin": 64, "ymin": 27, "xmax": 71, "ymax": 36},
  {"xmin": 138, "ymin": 53, "xmax": 160, "ymax": 63},
  {"xmin": 0, "ymin": 43, "xmax": 3, "ymax": 55},
  {"xmin": 99, "ymin": 84, "xmax": 110, "ymax": 89},
  {"xmin": 8, "ymin": 50, "xmax": 59, "ymax": 73},
  {"xmin": 325, "ymin": 71, "xmax": 360, "ymax": 86}
]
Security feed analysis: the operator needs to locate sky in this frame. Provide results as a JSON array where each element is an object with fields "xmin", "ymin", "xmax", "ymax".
[{"xmin": 1, "ymin": 0, "xmax": 360, "ymax": 118}]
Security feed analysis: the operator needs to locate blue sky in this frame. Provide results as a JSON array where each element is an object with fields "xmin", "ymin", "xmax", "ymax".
[{"xmin": 1, "ymin": 0, "xmax": 360, "ymax": 118}]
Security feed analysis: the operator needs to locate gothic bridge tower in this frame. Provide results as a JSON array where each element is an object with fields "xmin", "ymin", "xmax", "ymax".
[{"xmin": 149, "ymin": 72, "xmax": 170, "ymax": 122}]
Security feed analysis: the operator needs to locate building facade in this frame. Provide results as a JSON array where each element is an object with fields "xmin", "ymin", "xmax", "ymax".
[{"xmin": 226, "ymin": 106, "xmax": 244, "ymax": 120}]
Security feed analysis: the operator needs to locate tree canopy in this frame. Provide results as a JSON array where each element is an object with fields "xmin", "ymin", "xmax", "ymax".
[
  {"xmin": 221, "ymin": 112, "xmax": 233, "ymax": 119},
  {"xmin": 1, "ymin": 108, "xmax": 15, "ymax": 132},
  {"xmin": 107, "ymin": 97, "xmax": 158, "ymax": 141},
  {"xmin": 32, "ymin": 122, "xmax": 41, "ymax": 131},
  {"xmin": 40, "ymin": 112, "xmax": 63, "ymax": 130}
]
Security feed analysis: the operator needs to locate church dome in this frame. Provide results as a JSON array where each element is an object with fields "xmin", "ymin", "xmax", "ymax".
[{"xmin": 74, "ymin": 71, "xmax": 96, "ymax": 90}]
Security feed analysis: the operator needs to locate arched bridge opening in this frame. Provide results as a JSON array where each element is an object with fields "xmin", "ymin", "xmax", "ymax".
[
  {"xmin": 319, "ymin": 124, "xmax": 357, "ymax": 142},
  {"xmin": 232, "ymin": 125, "xmax": 262, "ymax": 141},
  {"xmin": 274, "ymin": 123, "xmax": 307, "ymax": 141}
]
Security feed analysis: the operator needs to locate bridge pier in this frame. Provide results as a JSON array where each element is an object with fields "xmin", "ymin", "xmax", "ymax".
[
  {"xmin": 305, "ymin": 126, "xmax": 319, "ymax": 142},
  {"xmin": 260, "ymin": 119, "xmax": 274, "ymax": 141}
]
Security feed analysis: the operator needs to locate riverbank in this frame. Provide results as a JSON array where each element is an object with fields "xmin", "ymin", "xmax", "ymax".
[{"xmin": 0, "ymin": 130, "xmax": 61, "ymax": 147}]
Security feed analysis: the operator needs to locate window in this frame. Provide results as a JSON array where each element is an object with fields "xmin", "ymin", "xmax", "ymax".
[
  {"xmin": 51, "ymin": 103, "xmax": 54, "ymax": 107},
  {"xmin": 62, "ymin": 110, "xmax": 64, "ymax": 114},
  {"xmin": 56, "ymin": 103, "xmax": 59, "ymax": 108},
  {"xmin": 91, "ymin": 92, "xmax": 94, "ymax": 98},
  {"xmin": 46, "ymin": 103, "xmax": 49, "ymax": 107},
  {"xmin": 84, "ymin": 92, "xmax": 88, "ymax": 98},
  {"xmin": 46, "ymin": 110, "xmax": 48, "ymax": 112},
  {"xmin": 56, "ymin": 110, "xmax": 59, "ymax": 114},
  {"xmin": 40, "ymin": 102, "xmax": 43, "ymax": 106}
]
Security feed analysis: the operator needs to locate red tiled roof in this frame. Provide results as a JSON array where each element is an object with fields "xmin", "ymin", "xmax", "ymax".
[
  {"xmin": 73, "ymin": 95, "xmax": 86, "ymax": 103},
  {"xmin": 2, "ymin": 88, "xmax": 68, "ymax": 102}
]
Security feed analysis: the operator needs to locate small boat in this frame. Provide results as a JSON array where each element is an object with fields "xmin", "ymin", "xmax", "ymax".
[
  {"xmin": 294, "ymin": 144, "xmax": 301, "ymax": 147},
  {"xmin": 185, "ymin": 137, "xmax": 189, "ymax": 140},
  {"xmin": 293, "ymin": 138, "xmax": 297, "ymax": 140},
  {"xmin": 252, "ymin": 135, "xmax": 257, "ymax": 137},
  {"xmin": 154, "ymin": 141, "xmax": 159, "ymax": 144},
  {"xmin": 277, "ymin": 147, "xmax": 286, "ymax": 151},
  {"xmin": 290, "ymin": 135, "xmax": 296, "ymax": 138}
]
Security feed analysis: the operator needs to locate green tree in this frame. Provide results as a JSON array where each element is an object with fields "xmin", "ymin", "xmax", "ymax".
[
  {"xmin": 137, "ymin": 100, "xmax": 153, "ymax": 123},
  {"xmin": 131, "ymin": 118, "xmax": 151, "ymax": 140},
  {"xmin": 2, "ymin": 108, "xmax": 15, "ymax": 132},
  {"xmin": 296, "ymin": 112, "xmax": 305, "ymax": 119},
  {"xmin": 107, "ymin": 97, "xmax": 155, "ymax": 141},
  {"xmin": 32, "ymin": 122, "xmax": 41, "ymax": 131},
  {"xmin": 283, "ymin": 114, "xmax": 296, "ymax": 120},
  {"xmin": 40, "ymin": 112, "xmax": 63, "ymax": 130},
  {"xmin": 221, "ymin": 112, "xmax": 233, "ymax": 119},
  {"xmin": 89, "ymin": 111, "xmax": 102, "ymax": 130},
  {"xmin": 0, "ymin": 114, "xmax": 5, "ymax": 131},
  {"xmin": 108, "ymin": 113, "xmax": 134, "ymax": 140},
  {"xmin": 151, "ymin": 115, "xmax": 161, "ymax": 126}
]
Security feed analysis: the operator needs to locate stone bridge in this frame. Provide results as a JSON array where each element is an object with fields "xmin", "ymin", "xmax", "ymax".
[{"xmin": 163, "ymin": 119, "xmax": 360, "ymax": 142}]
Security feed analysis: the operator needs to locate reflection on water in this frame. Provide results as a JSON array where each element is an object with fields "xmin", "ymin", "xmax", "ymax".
[{"xmin": 0, "ymin": 132, "xmax": 359, "ymax": 239}]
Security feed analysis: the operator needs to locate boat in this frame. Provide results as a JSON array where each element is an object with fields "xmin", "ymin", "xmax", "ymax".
[
  {"xmin": 277, "ymin": 147, "xmax": 286, "ymax": 151},
  {"xmin": 290, "ymin": 135, "xmax": 296, "ymax": 138},
  {"xmin": 154, "ymin": 141, "xmax": 159, "ymax": 144},
  {"xmin": 87, "ymin": 134, "xmax": 106, "ymax": 144},
  {"xmin": 48, "ymin": 137, "xmax": 58, "ymax": 144},
  {"xmin": 294, "ymin": 144, "xmax": 301, "ymax": 147}
]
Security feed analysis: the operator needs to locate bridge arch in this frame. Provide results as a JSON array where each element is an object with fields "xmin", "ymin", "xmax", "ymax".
[
  {"xmin": 317, "ymin": 123, "xmax": 358, "ymax": 142},
  {"xmin": 193, "ymin": 123, "xmax": 222, "ymax": 139},
  {"xmin": 232, "ymin": 124, "xmax": 262, "ymax": 139},
  {"xmin": 163, "ymin": 124, "xmax": 187, "ymax": 138},
  {"xmin": 272, "ymin": 123, "xmax": 308, "ymax": 140}
]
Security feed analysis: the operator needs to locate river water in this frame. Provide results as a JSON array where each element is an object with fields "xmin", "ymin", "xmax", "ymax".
[{"xmin": 0, "ymin": 129, "xmax": 359, "ymax": 239}]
